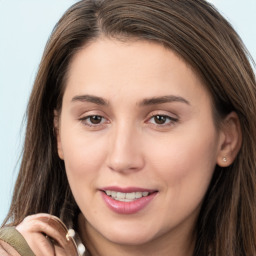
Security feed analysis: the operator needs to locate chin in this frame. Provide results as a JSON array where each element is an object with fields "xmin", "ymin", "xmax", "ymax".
[{"xmin": 101, "ymin": 225, "xmax": 157, "ymax": 246}]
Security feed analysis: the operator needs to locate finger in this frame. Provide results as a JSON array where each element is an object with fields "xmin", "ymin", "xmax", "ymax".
[
  {"xmin": 55, "ymin": 245, "xmax": 68, "ymax": 256},
  {"xmin": 23, "ymin": 232, "xmax": 56, "ymax": 256},
  {"xmin": 16, "ymin": 214, "xmax": 77, "ymax": 255}
]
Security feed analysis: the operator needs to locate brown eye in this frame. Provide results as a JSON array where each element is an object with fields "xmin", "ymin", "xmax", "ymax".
[
  {"xmin": 80, "ymin": 115, "xmax": 107, "ymax": 127},
  {"xmin": 79, "ymin": 113, "xmax": 110, "ymax": 129},
  {"xmin": 154, "ymin": 115, "xmax": 167, "ymax": 124},
  {"xmin": 148, "ymin": 114, "xmax": 178, "ymax": 127},
  {"xmin": 89, "ymin": 115, "xmax": 103, "ymax": 124}
]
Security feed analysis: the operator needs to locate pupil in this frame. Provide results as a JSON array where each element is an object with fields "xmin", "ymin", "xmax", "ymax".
[
  {"xmin": 90, "ymin": 116, "xmax": 102, "ymax": 124},
  {"xmin": 154, "ymin": 115, "xmax": 166, "ymax": 124}
]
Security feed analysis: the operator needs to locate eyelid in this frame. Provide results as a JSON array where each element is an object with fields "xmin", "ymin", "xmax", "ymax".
[
  {"xmin": 147, "ymin": 110, "xmax": 178, "ymax": 120},
  {"xmin": 78, "ymin": 112, "xmax": 110, "ymax": 129},
  {"xmin": 146, "ymin": 111, "xmax": 179, "ymax": 127}
]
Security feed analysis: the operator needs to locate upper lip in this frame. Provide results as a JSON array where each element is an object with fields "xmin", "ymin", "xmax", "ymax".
[{"xmin": 100, "ymin": 186, "xmax": 158, "ymax": 193}]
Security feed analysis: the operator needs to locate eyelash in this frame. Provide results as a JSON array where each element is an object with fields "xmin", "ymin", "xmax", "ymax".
[
  {"xmin": 79, "ymin": 115, "xmax": 108, "ymax": 127},
  {"xmin": 146, "ymin": 113, "xmax": 178, "ymax": 127},
  {"xmin": 79, "ymin": 113, "xmax": 179, "ymax": 129}
]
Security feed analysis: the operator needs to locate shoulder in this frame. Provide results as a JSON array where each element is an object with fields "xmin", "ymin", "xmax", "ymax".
[{"xmin": 0, "ymin": 227, "xmax": 35, "ymax": 256}]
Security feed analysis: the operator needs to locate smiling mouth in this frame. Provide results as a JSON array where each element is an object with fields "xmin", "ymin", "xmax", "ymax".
[{"xmin": 103, "ymin": 190, "xmax": 156, "ymax": 202}]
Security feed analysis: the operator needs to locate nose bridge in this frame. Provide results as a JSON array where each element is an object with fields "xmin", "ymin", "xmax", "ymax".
[{"xmin": 107, "ymin": 120, "xmax": 144, "ymax": 173}]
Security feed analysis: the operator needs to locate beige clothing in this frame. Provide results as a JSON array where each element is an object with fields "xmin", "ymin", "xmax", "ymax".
[{"xmin": 0, "ymin": 227, "xmax": 35, "ymax": 256}]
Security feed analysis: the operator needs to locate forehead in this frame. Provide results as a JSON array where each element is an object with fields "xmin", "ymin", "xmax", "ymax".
[{"xmin": 63, "ymin": 38, "xmax": 211, "ymax": 107}]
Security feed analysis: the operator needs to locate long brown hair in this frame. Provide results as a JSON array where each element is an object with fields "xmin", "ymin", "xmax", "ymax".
[{"xmin": 3, "ymin": 0, "xmax": 256, "ymax": 255}]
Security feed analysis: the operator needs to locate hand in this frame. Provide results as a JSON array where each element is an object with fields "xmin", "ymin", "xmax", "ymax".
[{"xmin": 16, "ymin": 213, "xmax": 78, "ymax": 256}]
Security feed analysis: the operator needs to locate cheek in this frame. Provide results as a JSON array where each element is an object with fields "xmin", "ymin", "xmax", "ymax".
[
  {"xmin": 143, "ymin": 129, "xmax": 219, "ymax": 228},
  {"xmin": 148, "ymin": 126, "xmax": 218, "ymax": 197},
  {"xmin": 59, "ymin": 124, "xmax": 108, "ymax": 180},
  {"xmin": 59, "ymin": 129, "xmax": 109, "ymax": 209}
]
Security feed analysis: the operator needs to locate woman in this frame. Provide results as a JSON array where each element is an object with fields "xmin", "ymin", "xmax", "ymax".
[{"xmin": 1, "ymin": 0, "xmax": 255, "ymax": 255}]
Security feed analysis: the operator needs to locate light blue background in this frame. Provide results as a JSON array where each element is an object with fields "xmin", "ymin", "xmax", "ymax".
[{"xmin": 0, "ymin": 0, "xmax": 255, "ymax": 224}]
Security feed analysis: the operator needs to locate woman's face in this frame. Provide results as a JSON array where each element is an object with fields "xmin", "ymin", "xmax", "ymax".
[{"xmin": 56, "ymin": 38, "xmax": 224, "ymax": 249}]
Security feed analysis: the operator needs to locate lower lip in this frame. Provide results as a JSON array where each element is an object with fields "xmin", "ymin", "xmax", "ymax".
[{"xmin": 101, "ymin": 191, "xmax": 157, "ymax": 214}]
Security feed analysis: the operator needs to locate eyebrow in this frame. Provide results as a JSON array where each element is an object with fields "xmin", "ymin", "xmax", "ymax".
[
  {"xmin": 71, "ymin": 94, "xmax": 190, "ymax": 107},
  {"xmin": 71, "ymin": 95, "xmax": 108, "ymax": 105},
  {"xmin": 139, "ymin": 95, "xmax": 190, "ymax": 106}
]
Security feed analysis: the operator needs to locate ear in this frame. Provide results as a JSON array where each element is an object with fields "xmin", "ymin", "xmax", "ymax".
[
  {"xmin": 54, "ymin": 110, "xmax": 64, "ymax": 160},
  {"xmin": 217, "ymin": 112, "xmax": 242, "ymax": 167}
]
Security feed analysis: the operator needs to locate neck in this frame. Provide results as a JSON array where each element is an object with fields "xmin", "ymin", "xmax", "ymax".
[{"xmin": 78, "ymin": 214, "xmax": 196, "ymax": 256}]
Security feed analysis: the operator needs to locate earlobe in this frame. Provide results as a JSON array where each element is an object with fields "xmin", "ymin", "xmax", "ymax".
[
  {"xmin": 54, "ymin": 110, "xmax": 64, "ymax": 160},
  {"xmin": 216, "ymin": 112, "xmax": 242, "ymax": 167}
]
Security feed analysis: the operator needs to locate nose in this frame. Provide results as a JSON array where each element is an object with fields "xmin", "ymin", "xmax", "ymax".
[{"xmin": 107, "ymin": 124, "xmax": 145, "ymax": 173}]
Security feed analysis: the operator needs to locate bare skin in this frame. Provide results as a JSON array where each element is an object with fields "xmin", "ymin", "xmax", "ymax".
[
  {"xmin": 14, "ymin": 38, "xmax": 241, "ymax": 256},
  {"xmin": 16, "ymin": 214, "xmax": 77, "ymax": 256},
  {"xmin": 54, "ymin": 38, "xmax": 241, "ymax": 256}
]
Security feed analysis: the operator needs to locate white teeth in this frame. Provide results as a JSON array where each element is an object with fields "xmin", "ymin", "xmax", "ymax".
[
  {"xmin": 116, "ymin": 192, "xmax": 125, "ymax": 199},
  {"xmin": 135, "ymin": 192, "xmax": 142, "ymax": 198},
  {"xmin": 105, "ymin": 190, "xmax": 151, "ymax": 202},
  {"xmin": 142, "ymin": 192, "xmax": 149, "ymax": 197},
  {"xmin": 126, "ymin": 192, "xmax": 135, "ymax": 200}
]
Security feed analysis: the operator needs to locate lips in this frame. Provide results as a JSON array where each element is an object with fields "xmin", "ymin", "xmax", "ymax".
[{"xmin": 100, "ymin": 187, "xmax": 158, "ymax": 214}]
